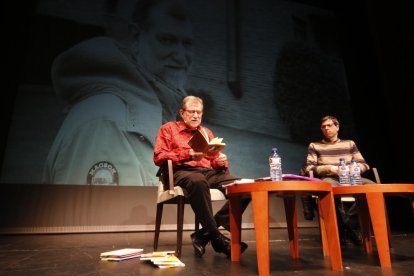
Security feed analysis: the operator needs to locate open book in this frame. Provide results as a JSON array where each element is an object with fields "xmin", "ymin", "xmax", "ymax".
[{"xmin": 188, "ymin": 129, "xmax": 226, "ymax": 155}]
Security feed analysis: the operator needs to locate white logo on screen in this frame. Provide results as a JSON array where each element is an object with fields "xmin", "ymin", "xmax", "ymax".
[{"xmin": 87, "ymin": 161, "xmax": 119, "ymax": 185}]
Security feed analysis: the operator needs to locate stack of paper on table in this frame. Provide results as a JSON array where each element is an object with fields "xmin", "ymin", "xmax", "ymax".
[
  {"xmin": 223, "ymin": 174, "xmax": 322, "ymax": 187},
  {"xmin": 140, "ymin": 251, "xmax": 185, "ymax": 268},
  {"xmin": 100, "ymin": 248, "xmax": 143, "ymax": 261},
  {"xmin": 222, "ymin": 178, "xmax": 255, "ymax": 187},
  {"xmin": 255, "ymin": 174, "xmax": 322, "ymax": 181}
]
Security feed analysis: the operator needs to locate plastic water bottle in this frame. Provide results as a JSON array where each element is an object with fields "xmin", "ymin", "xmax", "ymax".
[
  {"xmin": 349, "ymin": 159, "xmax": 362, "ymax": 185},
  {"xmin": 269, "ymin": 148, "xmax": 283, "ymax": 181},
  {"xmin": 338, "ymin": 158, "xmax": 350, "ymax": 186}
]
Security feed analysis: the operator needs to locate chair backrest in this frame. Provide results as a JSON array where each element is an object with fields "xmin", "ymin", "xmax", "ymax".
[
  {"xmin": 156, "ymin": 160, "xmax": 175, "ymax": 194},
  {"xmin": 372, "ymin": 167, "xmax": 381, "ymax": 184},
  {"xmin": 309, "ymin": 171, "xmax": 314, "ymax": 178}
]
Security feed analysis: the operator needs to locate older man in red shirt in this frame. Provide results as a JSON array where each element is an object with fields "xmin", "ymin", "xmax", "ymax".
[{"xmin": 154, "ymin": 95, "xmax": 249, "ymax": 257}]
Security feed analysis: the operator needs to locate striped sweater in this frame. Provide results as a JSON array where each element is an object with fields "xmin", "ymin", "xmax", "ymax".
[{"xmin": 304, "ymin": 139, "xmax": 370, "ymax": 177}]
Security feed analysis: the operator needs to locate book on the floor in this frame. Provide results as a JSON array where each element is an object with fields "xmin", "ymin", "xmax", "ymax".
[
  {"xmin": 188, "ymin": 129, "xmax": 226, "ymax": 155},
  {"xmin": 152, "ymin": 254, "xmax": 185, "ymax": 268},
  {"xmin": 140, "ymin": 251, "xmax": 185, "ymax": 268},
  {"xmin": 140, "ymin": 250, "xmax": 175, "ymax": 260},
  {"xmin": 100, "ymin": 248, "xmax": 143, "ymax": 261}
]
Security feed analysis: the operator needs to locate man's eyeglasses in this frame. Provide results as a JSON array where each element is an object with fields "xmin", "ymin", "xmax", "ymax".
[
  {"xmin": 321, "ymin": 123, "xmax": 335, "ymax": 129},
  {"xmin": 184, "ymin": 109, "xmax": 203, "ymax": 115}
]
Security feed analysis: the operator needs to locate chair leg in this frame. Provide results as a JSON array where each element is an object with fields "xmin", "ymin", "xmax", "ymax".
[
  {"xmin": 154, "ymin": 203, "xmax": 164, "ymax": 251},
  {"xmin": 411, "ymin": 196, "xmax": 414, "ymax": 217},
  {"xmin": 384, "ymin": 201, "xmax": 393, "ymax": 249},
  {"xmin": 176, "ymin": 197, "xmax": 185, "ymax": 258}
]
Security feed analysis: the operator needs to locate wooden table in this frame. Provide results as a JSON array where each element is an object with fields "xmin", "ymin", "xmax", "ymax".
[
  {"xmin": 332, "ymin": 183, "xmax": 414, "ymax": 268},
  {"xmin": 227, "ymin": 181, "xmax": 343, "ymax": 275}
]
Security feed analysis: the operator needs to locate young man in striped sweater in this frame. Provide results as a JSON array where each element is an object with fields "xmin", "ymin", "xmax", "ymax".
[{"xmin": 302, "ymin": 115, "xmax": 374, "ymax": 246}]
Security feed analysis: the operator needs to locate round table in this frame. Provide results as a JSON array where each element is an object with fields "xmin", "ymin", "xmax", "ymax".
[
  {"xmin": 333, "ymin": 183, "xmax": 414, "ymax": 268},
  {"xmin": 226, "ymin": 181, "xmax": 343, "ymax": 275}
]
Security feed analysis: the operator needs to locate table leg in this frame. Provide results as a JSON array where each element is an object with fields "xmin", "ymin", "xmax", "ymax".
[
  {"xmin": 284, "ymin": 196, "xmax": 299, "ymax": 259},
  {"xmin": 366, "ymin": 192, "xmax": 391, "ymax": 268},
  {"xmin": 252, "ymin": 191, "xmax": 270, "ymax": 276},
  {"xmin": 317, "ymin": 199, "xmax": 329, "ymax": 256},
  {"xmin": 356, "ymin": 197, "xmax": 373, "ymax": 254},
  {"xmin": 318, "ymin": 192, "xmax": 343, "ymax": 272},
  {"xmin": 229, "ymin": 195, "xmax": 242, "ymax": 261}
]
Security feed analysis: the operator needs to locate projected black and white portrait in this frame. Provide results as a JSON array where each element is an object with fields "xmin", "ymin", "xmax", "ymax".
[{"xmin": 1, "ymin": 0, "xmax": 355, "ymax": 186}]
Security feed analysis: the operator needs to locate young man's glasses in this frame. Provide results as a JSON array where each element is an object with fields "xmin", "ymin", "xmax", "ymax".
[{"xmin": 320, "ymin": 123, "xmax": 335, "ymax": 129}]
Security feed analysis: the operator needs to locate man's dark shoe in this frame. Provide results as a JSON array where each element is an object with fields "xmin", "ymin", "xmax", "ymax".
[
  {"xmin": 339, "ymin": 234, "xmax": 348, "ymax": 246},
  {"xmin": 210, "ymin": 233, "xmax": 231, "ymax": 257},
  {"xmin": 191, "ymin": 229, "xmax": 210, "ymax": 257},
  {"xmin": 222, "ymin": 235, "xmax": 248, "ymax": 253},
  {"xmin": 347, "ymin": 228, "xmax": 363, "ymax": 246}
]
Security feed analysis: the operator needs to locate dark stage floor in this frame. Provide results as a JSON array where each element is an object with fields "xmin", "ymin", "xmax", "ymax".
[{"xmin": 0, "ymin": 227, "xmax": 413, "ymax": 275}]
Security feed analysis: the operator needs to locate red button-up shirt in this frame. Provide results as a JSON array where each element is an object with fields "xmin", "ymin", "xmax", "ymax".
[{"xmin": 153, "ymin": 121, "xmax": 228, "ymax": 170}]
